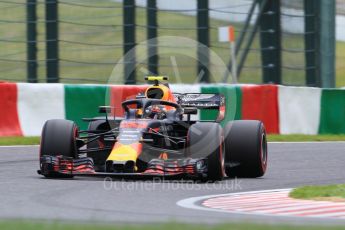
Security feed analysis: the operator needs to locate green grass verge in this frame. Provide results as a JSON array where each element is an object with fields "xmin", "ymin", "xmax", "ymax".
[
  {"xmin": 267, "ymin": 134, "xmax": 345, "ymax": 142},
  {"xmin": 0, "ymin": 137, "xmax": 40, "ymax": 146},
  {"xmin": 0, "ymin": 134, "xmax": 344, "ymax": 146},
  {"xmin": 290, "ymin": 184, "xmax": 345, "ymax": 201},
  {"xmin": 0, "ymin": 0, "xmax": 344, "ymax": 86},
  {"xmin": 0, "ymin": 221, "xmax": 345, "ymax": 230}
]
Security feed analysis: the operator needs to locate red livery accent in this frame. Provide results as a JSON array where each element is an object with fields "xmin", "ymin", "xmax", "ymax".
[{"xmin": 120, "ymin": 120, "xmax": 148, "ymax": 129}]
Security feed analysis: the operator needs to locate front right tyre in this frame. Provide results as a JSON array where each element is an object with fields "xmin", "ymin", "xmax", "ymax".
[
  {"xmin": 40, "ymin": 119, "xmax": 79, "ymax": 178},
  {"xmin": 40, "ymin": 119, "xmax": 78, "ymax": 158}
]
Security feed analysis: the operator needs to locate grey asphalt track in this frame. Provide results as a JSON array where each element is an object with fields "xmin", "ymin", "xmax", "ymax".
[{"xmin": 0, "ymin": 142, "xmax": 345, "ymax": 225}]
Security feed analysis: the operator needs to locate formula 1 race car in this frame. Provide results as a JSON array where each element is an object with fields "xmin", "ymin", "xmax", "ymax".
[{"xmin": 38, "ymin": 76, "xmax": 267, "ymax": 181}]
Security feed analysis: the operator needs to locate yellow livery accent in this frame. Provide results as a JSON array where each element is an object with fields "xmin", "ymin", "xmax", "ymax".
[
  {"xmin": 145, "ymin": 84, "xmax": 171, "ymax": 101},
  {"xmin": 106, "ymin": 144, "xmax": 138, "ymax": 162},
  {"xmin": 145, "ymin": 76, "xmax": 168, "ymax": 81}
]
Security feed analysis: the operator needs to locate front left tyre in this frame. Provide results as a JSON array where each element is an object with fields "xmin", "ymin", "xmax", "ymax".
[{"xmin": 224, "ymin": 120, "xmax": 268, "ymax": 178}]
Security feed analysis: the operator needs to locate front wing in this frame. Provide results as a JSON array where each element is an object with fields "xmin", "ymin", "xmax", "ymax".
[{"xmin": 38, "ymin": 155, "xmax": 208, "ymax": 179}]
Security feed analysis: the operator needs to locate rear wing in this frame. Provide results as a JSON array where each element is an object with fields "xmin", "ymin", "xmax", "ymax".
[{"xmin": 174, "ymin": 93, "xmax": 225, "ymax": 122}]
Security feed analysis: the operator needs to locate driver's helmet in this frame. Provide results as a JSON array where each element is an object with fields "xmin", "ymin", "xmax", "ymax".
[
  {"xmin": 145, "ymin": 84, "xmax": 176, "ymax": 103},
  {"xmin": 142, "ymin": 84, "xmax": 176, "ymax": 119}
]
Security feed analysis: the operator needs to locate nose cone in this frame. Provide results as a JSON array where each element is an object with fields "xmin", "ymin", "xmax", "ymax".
[
  {"xmin": 106, "ymin": 142, "xmax": 143, "ymax": 172},
  {"xmin": 106, "ymin": 160, "xmax": 135, "ymax": 173},
  {"xmin": 106, "ymin": 143, "xmax": 142, "ymax": 162}
]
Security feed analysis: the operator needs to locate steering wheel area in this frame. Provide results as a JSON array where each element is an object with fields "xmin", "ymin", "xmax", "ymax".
[{"xmin": 122, "ymin": 99, "xmax": 182, "ymax": 119}]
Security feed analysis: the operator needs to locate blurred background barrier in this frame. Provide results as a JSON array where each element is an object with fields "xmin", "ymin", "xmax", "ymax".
[
  {"xmin": 0, "ymin": 83, "xmax": 22, "ymax": 136},
  {"xmin": 0, "ymin": 0, "xmax": 344, "ymax": 87},
  {"xmin": 0, "ymin": 83, "xmax": 344, "ymax": 136},
  {"xmin": 0, "ymin": 1, "xmax": 343, "ymax": 136},
  {"xmin": 278, "ymin": 86, "xmax": 321, "ymax": 134}
]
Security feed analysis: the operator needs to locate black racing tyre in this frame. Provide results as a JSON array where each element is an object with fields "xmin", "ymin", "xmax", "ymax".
[
  {"xmin": 87, "ymin": 120, "xmax": 112, "ymax": 169},
  {"xmin": 224, "ymin": 120, "xmax": 267, "ymax": 178},
  {"xmin": 40, "ymin": 119, "xmax": 78, "ymax": 178},
  {"xmin": 188, "ymin": 123, "xmax": 224, "ymax": 181},
  {"xmin": 40, "ymin": 119, "xmax": 78, "ymax": 158}
]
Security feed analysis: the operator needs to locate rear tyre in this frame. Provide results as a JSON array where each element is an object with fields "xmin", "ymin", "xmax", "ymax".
[
  {"xmin": 188, "ymin": 123, "xmax": 224, "ymax": 181},
  {"xmin": 224, "ymin": 120, "xmax": 267, "ymax": 178},
  {"xmin": 40, "ymin": 119, "xmax": 78, "ymax": 178}
]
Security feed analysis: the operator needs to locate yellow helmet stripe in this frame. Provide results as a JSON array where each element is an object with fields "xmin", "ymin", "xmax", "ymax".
[{"xmin": 145, "ymin": 76, "xmax": 168, "ymax": 81}]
